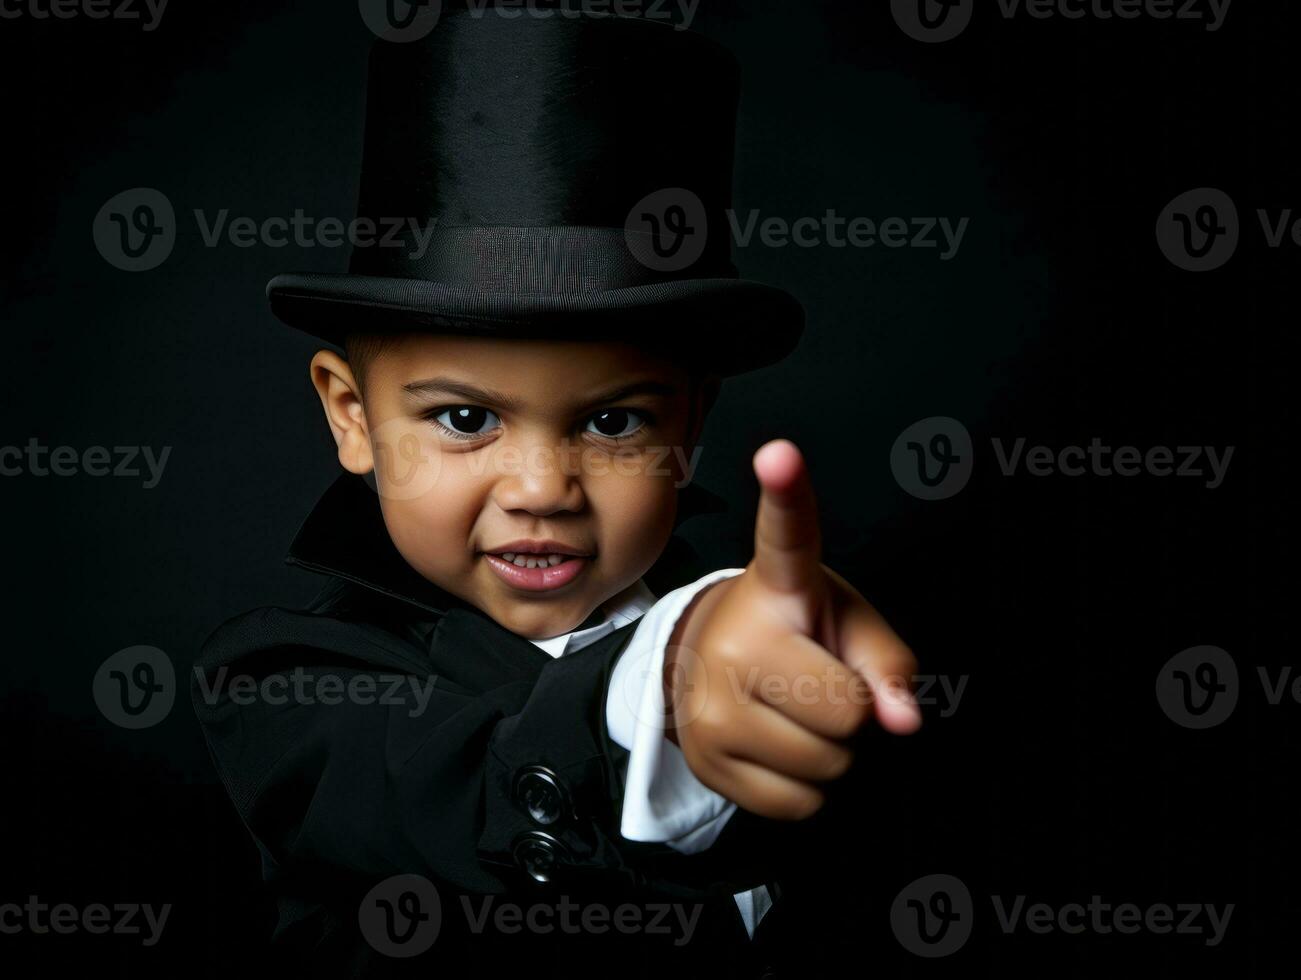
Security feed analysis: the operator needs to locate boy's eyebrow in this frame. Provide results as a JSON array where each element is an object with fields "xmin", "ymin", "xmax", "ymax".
[
  {"xmin": 574, "ymin": 380, "xmax": 680, "ymax": 410},
  {"xmin": 401, "ymin": 377, "xmax": 679, "ymax": 411},
  {"xmin": 402, "ymin": 377, "xmax": 523, "ymax": 411}
]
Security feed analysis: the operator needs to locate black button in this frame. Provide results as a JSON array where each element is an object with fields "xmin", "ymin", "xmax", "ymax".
[
  {"xmin": 513, "ymin": 765, "xmax": 570, "ymax": 827},
  {"xmin": 512, "ymin": 831, "xmax": 569, "ymax": 884}
]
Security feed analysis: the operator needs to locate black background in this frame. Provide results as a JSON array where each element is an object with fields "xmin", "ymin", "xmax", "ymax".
[{"xmin": 1, "ymin": 0, "xmax": 1295, "ymax": 976}]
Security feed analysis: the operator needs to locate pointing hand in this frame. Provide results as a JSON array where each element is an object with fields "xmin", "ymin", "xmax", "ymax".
[{"xmin": 665, "ymin": 439, "xmax": 921, "ymax": 820}]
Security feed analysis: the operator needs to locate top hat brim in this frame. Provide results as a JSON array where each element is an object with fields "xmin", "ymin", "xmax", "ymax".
[{"xmin": 267, "ymin": 272, "xmax": 804, "ymax": 377}]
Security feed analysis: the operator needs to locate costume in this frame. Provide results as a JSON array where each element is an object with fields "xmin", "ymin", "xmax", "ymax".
[
  {"xmin": 193, "ymin": 474, "xmax": 808, "ymax": 977},
  {"xmin": 196, "ymin": 5, "xmax": 813, "ymax": 975}
]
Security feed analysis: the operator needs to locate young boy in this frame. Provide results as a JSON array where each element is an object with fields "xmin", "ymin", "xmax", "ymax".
[{"xmin": 193, "ymin": 6, "xmax": 919, "ymax": 977}]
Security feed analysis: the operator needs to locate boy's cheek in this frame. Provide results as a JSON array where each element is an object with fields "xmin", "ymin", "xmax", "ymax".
[
  {"xmin": 590, "ymin": 472, "xmax": 680, "ymax": 573},
  {"xmin": 379, "ymin": 492, "xmax": 479, "ymax": 582},
  {"xmin": 366, "ymin": 419, "xmax": 445, "ymax": 501}
]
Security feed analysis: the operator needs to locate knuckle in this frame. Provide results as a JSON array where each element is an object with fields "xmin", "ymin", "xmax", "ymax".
[
  {"xmin": 773, "ymin": 785, "xmax": 825, "ymax": 822},
  {"xmin": 686, "ymin": 705, "xmax": 733, "ymax": 749},
  {"xmin": 739, "ymin": 792, "xmax": 779, "ymax": 820},
  {"xmin": 820, "ymin": 699, "xmax": 867, "ymax": 739},
  {"xmin": 817, "ymin": 745, "xmax": 855, "ymax": 782},
  {"xmin": 708, "ymin": 638, "xmax": 754, "ymax": 673},
  {"xmin": 679, "ymin": 745, "xmax": 727, "ymax": 797},
  {"xmin": 745, "ymin": 780, "xmax": 824, "ymax": 822}
]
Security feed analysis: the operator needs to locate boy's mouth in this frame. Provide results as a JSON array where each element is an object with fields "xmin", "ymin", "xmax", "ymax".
[{"xmin": 481, "ymin": 540, "xmax": 593, "ymax": 593}]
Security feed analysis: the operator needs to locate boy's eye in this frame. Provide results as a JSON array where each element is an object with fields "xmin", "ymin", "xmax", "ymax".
[
  {"xmin": 586, "ymin": 408, "xmax": 646, "ymax": 439},
  {"xmin": 433, "ymin": 406, "xmax": 501, "ymax": 436}
]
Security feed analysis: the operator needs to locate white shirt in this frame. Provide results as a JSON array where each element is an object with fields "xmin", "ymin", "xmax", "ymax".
[{"xmin": 527, "ymin": 568, "xmax": 774, "ymax": 940}]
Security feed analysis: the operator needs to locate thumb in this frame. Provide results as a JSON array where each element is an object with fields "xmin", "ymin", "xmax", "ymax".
[{"xmin": 752, "ymin": 439, "xmax": 823, "ymax": 596}]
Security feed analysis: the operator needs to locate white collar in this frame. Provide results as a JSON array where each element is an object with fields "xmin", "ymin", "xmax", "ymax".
[{"xmin": 528, "ymin": 579, "xmax": 657, "ymax": 659}]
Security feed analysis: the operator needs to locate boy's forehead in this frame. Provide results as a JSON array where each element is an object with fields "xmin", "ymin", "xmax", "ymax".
[{"xmin": 371, "ymin": 332, "xmax": 686, "ymax": 397}]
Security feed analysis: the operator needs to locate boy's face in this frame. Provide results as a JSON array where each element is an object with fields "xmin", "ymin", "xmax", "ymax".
[{"xmin": 311, "ymin": 333, "xmax": 709, "ymax": 639}]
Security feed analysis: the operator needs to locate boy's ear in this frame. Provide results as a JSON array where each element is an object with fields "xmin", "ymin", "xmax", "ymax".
[{"xmin": 309, "ymin": 350, "xmax": 374, "ymax": 475}]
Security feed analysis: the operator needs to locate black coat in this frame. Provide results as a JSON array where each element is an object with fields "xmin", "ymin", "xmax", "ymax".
[{"xmin": 191, "ymin": 474, "xmax": 822, "ymax": 978}]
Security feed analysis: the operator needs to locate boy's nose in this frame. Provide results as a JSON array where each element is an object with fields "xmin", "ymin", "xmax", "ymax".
[{"xmin": 489, "ymin": 443, "xmax": 586, "ymax": 517}]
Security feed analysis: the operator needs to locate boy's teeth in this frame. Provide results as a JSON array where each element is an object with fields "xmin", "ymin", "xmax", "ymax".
[{"xmin": 499, "ymin": 552, "xmax": 569, "ymax": 568}]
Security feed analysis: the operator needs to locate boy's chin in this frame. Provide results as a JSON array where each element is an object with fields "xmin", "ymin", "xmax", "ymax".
[{"xmin": 475, "ymin": 591, "xmax": 599, "ymax": 641}]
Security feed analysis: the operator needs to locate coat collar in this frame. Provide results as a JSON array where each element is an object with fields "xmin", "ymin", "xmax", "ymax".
[{"xmin": 284, "ymin": 472, "xmax": 728, "ymax": 618}]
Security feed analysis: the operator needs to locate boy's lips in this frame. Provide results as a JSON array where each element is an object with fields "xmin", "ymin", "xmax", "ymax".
[
  {"xmin": 482, "ymin": 538, "xmax": 593, "ymax": 559},
  {"xmin": 480, "ymin": 539, "xmax": 594, "ymax": 593},
  {"xmin": 483, "ymin": 554, "xmax": 590, "ymax": 592}
]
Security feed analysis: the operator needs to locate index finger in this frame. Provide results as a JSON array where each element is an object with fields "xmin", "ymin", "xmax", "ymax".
[{"xmin": 752, "ymin": 439, "xmax": 823, "ymax": 595}]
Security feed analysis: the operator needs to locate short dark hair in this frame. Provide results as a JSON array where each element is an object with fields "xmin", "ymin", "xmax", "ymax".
[{"xmin": 343, "ymin": 332, "xmax": 397, "ymax": 395}]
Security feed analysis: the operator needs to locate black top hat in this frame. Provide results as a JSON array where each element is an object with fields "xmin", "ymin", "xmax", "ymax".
[{"xmin": 266, "ymin": 4, "xmax": 804, "ymax": 376}]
